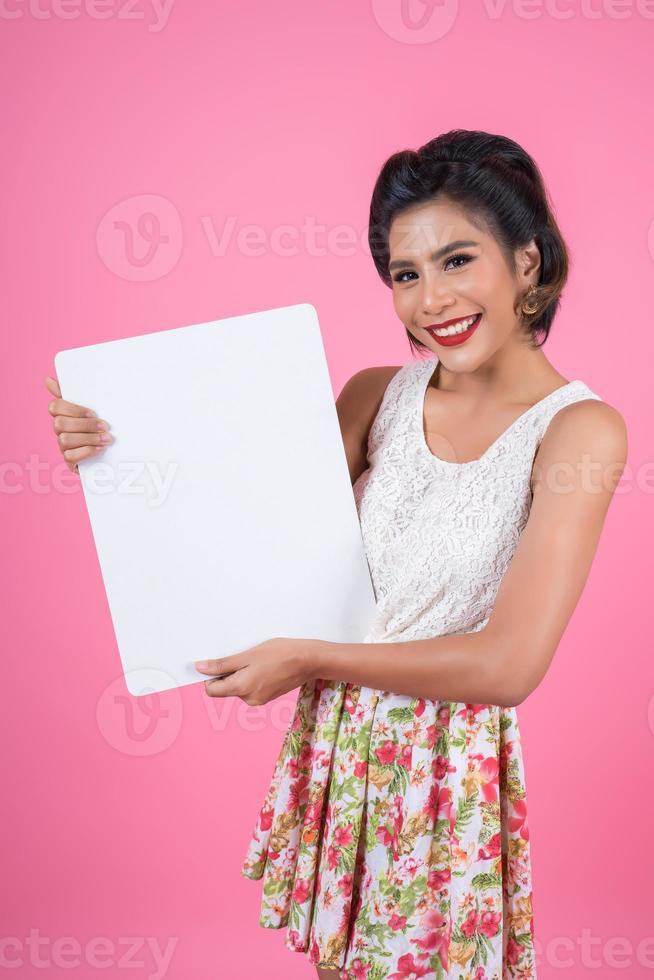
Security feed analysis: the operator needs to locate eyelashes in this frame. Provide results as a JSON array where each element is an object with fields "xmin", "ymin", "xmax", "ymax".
[
  {"xmin": 444, "ymin": 252, "xmax": 473, "ymax": 272},
  {"xmin": 392, "ymin": 252, "xmax": 474, "ymax": 283}
]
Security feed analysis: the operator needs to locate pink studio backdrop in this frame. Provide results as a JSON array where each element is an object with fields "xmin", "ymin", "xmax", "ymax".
[{"xmin": 2, "ymin": 3, "xmax": 652, "ymax": 979}]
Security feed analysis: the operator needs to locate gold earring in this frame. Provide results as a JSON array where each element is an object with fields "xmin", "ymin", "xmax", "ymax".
[{"xmin": 521, "ymin": 284, "xmax": 539, "ymax": 316}]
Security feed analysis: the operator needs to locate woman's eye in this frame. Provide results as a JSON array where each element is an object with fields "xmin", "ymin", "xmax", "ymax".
[
  {"xmin": 392, "ymin": 253, "xmax": 473, "ymax": 282},
  {"xmin": 444, "ymin": 252, "xmax": 473, "ymax": 271}
]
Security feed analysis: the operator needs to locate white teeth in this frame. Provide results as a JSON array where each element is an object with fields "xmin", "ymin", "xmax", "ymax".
[{"xmin": 432, "ymin": 315, "xmax": 479, "ymax": 337}]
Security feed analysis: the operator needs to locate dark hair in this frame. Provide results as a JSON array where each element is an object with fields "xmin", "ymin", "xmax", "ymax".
[{"xmin": 367, "ymin": 129, "xmax": 569, "ymax": 354}]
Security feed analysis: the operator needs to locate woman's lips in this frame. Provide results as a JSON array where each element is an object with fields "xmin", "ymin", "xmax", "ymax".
[{"xmin": 425, "ymin": 313, "xmax": 482, "ymax": 347}]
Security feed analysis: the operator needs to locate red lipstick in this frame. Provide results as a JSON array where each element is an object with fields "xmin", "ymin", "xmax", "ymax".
[{"xmin": 425, "ymin": 313, "xmax": 481, "ymax": 348}]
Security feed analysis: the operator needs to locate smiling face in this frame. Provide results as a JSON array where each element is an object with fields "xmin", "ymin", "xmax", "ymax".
[{"xmin": 388, "ymin": 196, "xmax": 541, "ymax": 369}]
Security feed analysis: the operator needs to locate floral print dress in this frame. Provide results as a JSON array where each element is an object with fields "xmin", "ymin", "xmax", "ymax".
[{"xmin": 240, "ymin": 357, "xmax": 603, "ymax": 979}]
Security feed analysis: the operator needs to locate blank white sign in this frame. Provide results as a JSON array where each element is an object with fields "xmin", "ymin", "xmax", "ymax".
[{"xmin": 55, "ymin": 303, "xmax": 377, "ymax": 697}]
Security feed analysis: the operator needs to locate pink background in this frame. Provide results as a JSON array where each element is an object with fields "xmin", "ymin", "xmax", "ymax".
[{"xmin": 3, "ymin": 2, "xmax": 653, "ymax": 978}]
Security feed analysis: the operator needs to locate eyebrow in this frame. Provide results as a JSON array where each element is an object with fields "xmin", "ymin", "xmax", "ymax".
[{"xmin": 388, "ymin": 239, "xmax": 480, "ymax": 273}]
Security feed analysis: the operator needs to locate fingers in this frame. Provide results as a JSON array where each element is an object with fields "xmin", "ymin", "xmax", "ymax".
[
  {"xmin": 204, "ymin": 667, "xmax": 241, "ymax": 692},
  {"xmin": 45, "ymin": 374, "xmax": 98, "ymax": 419},
  {"xmin": 52, "ymin": 414, "xmax": 110, "ymax": 435},
  {"xmin": 204, "ymin": 677, "xmax": 232, "ymax": 697},
  {"xmin": 54, "ymin": 415, "xmax": 113, "ymax": 461},
  {"xmin": 45, "ymin": 374, "xmax": 111, "ymax": 474},
  {"xmin": 194, "ymin": 659, "xmax": 229, "ymax": 674},
  {"xmin": 57, "ymin": 428, "xmax": 112, "ymax": 475},
  {"xmin": 44, "ymin": 375, "xmax": 61, "ymax": 398},
  {"xmin": 203, "ymin": 667, "xmax": 259, "ymax": 703},
  {"xmin": 47, "ymin": 395, "xmax": 97, "ymax": 419},
  {"xmin": 57, "ymin": 430, "xmax": 113, "ymax": 454},
  {"xmin": 53, "ymin": 416, "xmax": 112, "ymax": 440},
  {"xmin": 61, "ymin": 444, "xmax": 107, "ymax": 468}
]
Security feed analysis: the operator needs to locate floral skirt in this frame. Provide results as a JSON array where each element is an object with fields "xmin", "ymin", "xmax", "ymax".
[{"xmin": 240, "ymin": 677, "xmax": 537, "ymax": 980}]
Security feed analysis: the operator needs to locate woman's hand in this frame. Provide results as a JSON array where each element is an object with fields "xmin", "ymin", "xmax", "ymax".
[
  {"xmin": 194, "ymin": 637, "xmax": 323, "ymax": 705},
  {"xmin": 45, "ymin": 375, "xmax": 113, "ymax": 473}
]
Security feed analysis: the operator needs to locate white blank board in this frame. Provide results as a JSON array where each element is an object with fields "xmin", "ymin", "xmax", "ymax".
[{"xmin": 55, "ymin": 303, "xmax": 377, "ymax": 697}]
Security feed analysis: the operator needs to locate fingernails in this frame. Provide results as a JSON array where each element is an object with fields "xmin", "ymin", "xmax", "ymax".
[
  {"xmin": 85, "ymin": 411, "xmax": 97, "ymax": 418},
  {"xmin": 99, "ymin": 434, "xmax": 112, "ymax": 443},
  {"xmin": 195, "ymin": 661, "xmax": 210, "ymax": 670},
  {"xmin": 96, "ymin": 421, "xmax": 108, "ymax": 430}
]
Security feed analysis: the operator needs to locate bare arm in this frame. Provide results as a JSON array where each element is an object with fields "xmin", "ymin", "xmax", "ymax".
[
  {"xmin": 335, "ymin": 365, "xmax": 402, "ymax": 486},
  {"xmin": 309, "ymin": 399, "xmax": 628, "ymax": 706}
]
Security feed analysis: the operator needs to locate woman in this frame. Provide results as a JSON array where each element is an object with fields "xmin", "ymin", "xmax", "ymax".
[{"xmin": 45, "ymin": 130, "xmax": 627, "ymax": 980}]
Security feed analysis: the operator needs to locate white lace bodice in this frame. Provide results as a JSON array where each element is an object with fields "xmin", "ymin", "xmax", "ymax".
[{"xmin": 352, "ymin": 357, "xmax": 603, "ymax": 644}]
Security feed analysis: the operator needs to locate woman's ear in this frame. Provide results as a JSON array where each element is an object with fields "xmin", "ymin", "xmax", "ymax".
[{"xmin": 518, "ymin": 239, "xmax": 541, "ymax": 283}]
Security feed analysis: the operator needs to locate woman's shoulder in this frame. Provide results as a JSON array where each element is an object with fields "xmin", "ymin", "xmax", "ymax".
[
  {"xmin": 533, "ymin": 390, "xmax": 628, "ymax": 488},
  {"xmin": 341, "ymin": 362, "xmax": 406, "ymax": 391},
  {"xmin": 336, "ymin": 364, "xmax": 406, "ymax": 435},
  {"xmin": 545, "ymin": 391, "xmax": 627, "ymax": 444},
  {"xmin": 335, "ymin": 364, "xmax": 405, "ymax": 485},
  {"xmin": 336, "ymin": 363, "xmax": 405, "ymax": 427}
]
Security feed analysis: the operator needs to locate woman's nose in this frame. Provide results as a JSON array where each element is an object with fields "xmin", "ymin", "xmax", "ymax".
[
  {"xmin": 419, "ymin": 273, "xmax": 455, "ymax": 316},
  {"xmin": 421, "ymin": 290, "xmax": 455, "ymax": 318}
]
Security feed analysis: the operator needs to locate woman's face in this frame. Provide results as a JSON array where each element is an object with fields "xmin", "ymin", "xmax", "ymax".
[{"xmin": 387, "ymin": 197, "xmax": 541, "ymax": 370}]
